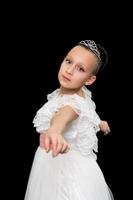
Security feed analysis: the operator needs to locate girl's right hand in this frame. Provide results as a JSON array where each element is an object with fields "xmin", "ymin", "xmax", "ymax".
[{"xmin": 40, "ymin": 131, "xmax": 70, "ymax": 157}]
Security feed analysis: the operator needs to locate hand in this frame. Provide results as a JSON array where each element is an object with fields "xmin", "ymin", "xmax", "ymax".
[
  {"xmin": 99, "ymin": 120, "xmax": 111, "ymax": 135},
  {"xmin": 40, "ymin": 129, "xmax": 70, "ymax": 157}
]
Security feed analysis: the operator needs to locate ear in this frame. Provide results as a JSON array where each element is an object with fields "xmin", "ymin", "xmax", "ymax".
[{"xmin": 85, "ymin": 75, "xmax": 96, "ymax": 86}]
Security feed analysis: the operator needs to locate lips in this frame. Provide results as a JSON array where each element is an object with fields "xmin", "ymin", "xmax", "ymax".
[{"xmin": 62, "ymin": 75, "xmax": 71, "ymax": 81}]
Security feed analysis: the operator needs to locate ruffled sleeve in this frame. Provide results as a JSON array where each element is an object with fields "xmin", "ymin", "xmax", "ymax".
[
  {"xmin": 72, "ymin": 94, "xmax": 101, "ymax": 157},
  {"xmin": 32, "ymin": 91, "xmax": 82, "ymax": 133},
  {"xmin": 53, "ymin": 93, "xmax": 101, "ymax": 133},
  {"xmin": 54, "ymin": 94, "xmax": 82, "ymax": 115},
  {"xmin": 47, "ymin": 88, "xmax": 60, "ymax": 101},
  {"xmin": 32, "ymin": 89, "xmax": 59, "ymax": 133},
  {"xmin": 82, "ymin": 86, "xmax": 101, "ymax": 131},
  {"xmin": 33, "ymin": 88, "xmax": 101, "ymax": 135},
  {"xmin": 33, "ymin": 108, "xmax": 52, "ymax": 133}
]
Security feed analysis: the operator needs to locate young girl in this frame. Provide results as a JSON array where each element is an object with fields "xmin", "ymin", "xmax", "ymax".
[{"xmin": 24, "ymin": 40, "xmax": 114, "ymax": 200}]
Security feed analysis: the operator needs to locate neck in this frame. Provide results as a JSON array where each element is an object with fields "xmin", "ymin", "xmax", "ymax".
[{"xmin": 59, "ymin": 86, "xmax": 84, "ymax": 97}]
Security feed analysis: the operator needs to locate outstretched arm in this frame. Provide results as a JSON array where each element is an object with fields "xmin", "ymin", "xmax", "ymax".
[{"xmin": 40, "ymin": 106, "xmax": 78, "ymax": 157}]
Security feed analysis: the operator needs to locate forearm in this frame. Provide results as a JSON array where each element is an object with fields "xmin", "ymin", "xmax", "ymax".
[
  {"xmin": 50, "ymin": 106, "xmax": 78, "ymax": 134},
  {"xmin": 40, "ymin": 106, "xmax": 78, "ymax": 156}
]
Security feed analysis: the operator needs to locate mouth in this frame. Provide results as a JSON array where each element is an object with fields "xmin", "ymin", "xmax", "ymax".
[{"xmin": 62, "ymin": 75, "xmax": 71, "ymax": 81}]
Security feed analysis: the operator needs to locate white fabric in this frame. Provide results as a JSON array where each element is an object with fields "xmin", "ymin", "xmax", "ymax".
[{"xmin": 25, "ymin": 86, "xmax": 114, "ymax": 200}]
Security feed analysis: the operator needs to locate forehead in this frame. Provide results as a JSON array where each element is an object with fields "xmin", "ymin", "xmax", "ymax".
[{"xmin": 67, "ymin": 46, "xmax": 97, "ymax": 68}]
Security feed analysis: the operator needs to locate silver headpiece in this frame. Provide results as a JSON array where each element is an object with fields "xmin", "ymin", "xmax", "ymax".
[{"xmin": 79, "ymin": 40, "xmax": 101, "ymax": 60}]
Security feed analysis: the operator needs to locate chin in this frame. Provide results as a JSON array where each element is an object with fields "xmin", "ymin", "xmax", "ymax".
[
  {"xmin": 58, "ymin": 78, "xmax": 69, "ymax": 87},
  {"xmin": 59, "ymin": 82, "xmax": 70, "ymax": 89}
]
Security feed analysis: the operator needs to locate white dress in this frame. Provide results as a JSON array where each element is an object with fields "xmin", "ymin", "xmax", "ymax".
[{"xmin": 24, "ymin": 86, "xmax": 114, "ymax": 200}]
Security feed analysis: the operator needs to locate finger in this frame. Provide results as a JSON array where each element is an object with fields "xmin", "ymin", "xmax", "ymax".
[
  {"xmin": 44, "ymin": 136, "xmax": 50, "ymax": 152},
  {"xmin": 64, "ymin": 147, "xmax": 70, "ymax": 153},
  {"xmin": 107, "ymin": 126, "xmax": 111, "ymax": 133},
  {"xmin": 61, "ymin": 143, "xmax": 68, "ymax": 153},
  {"xmin": 61, "ymin": 144, "xmax": 70, "ymax": 154},
  {"xmin": 54, "ymin": 142, "xmax": 63, "ymax": 156},
  {"xmin": 51, "ymin": 138, "xmax": 58, "ymax": 156},
  {"xmin": 49, "ymin": 143, "xmax": 53, "ymax": 151},
  {"xmin": 61, "ymin": 143, "xmax": 69, "ymax": 153},
  {"xmin": 64, "ymin": 145, "xmax": 70, "ymax": 153},
  {"xmin": 104, "ymin": 129, "xmax": 110, "ymax": 135},
  {"xmin": 40, "ymin": 134, "xmax": 45, "ymax": 148}
]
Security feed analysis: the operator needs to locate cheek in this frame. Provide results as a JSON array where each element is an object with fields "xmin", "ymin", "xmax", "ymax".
[
  {"xmin": 59, "ymin": 64, "xmax": 65, "ymax": 73},
  {"xmin": 58, "ymin": 64, "xmax": 63, "ymax": 73},
  {"xmin": 74, "ymin": 73, "xmax": 89, "ymax": 82}
]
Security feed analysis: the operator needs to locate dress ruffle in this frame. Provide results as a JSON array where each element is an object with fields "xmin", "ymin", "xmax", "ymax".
[
  {"xmin": 33, "ymin": 86, "xmax": 101, "ymax": 158},
  {"xmin": 25, "ymin": 86, "xmax": 114, "ymax": 200}
]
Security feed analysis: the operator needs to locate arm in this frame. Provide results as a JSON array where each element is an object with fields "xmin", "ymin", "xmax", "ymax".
[
  {"xmin": 50, "ymin": 105, "xmax": 78, "ymax": 133},
  {"xmin": 40, "ymin": 105, "xmax": 78, "ymax": 157}
]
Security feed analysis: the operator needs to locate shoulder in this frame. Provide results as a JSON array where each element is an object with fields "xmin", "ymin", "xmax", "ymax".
[
  {"xmin": 47, "ymin": 88, "xmax": 60, "ymax": 100},
  {"xmin": 82, "ymin": 85, "xmax": 92, "ymax": 99}
]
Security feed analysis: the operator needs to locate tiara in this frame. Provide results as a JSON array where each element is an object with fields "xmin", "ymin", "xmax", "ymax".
[{"xmin": 79, "ymin": 40, "xmax": 101, "ymax": 60}]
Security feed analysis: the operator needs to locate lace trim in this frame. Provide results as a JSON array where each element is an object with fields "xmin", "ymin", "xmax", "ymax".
[
  {"xmin": 33, "ymin": 89, "xmax": 100, "ymax": 131},
  {"xmin": 76, "ymin": 115, "xmax": 98, "ymax": 156}
]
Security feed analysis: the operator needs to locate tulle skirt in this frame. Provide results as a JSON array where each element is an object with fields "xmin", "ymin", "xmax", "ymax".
[{"xmin": 24, "ymin": 147, "xmax": 114, "ymax": 200}]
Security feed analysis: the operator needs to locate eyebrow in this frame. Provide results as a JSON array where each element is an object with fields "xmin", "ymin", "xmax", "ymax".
[{"xmin": 65, "ymin": 55, "xmax": 88, "ymax": 70}]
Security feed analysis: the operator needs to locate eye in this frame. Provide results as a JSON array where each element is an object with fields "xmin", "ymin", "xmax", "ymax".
[
  {"xmin": 65, "ymin": 58, "xmax": 72, "ymax": 64},
  {"xmin": 77, "ymin": 66, "xmax": 85, "ymax": 72}
]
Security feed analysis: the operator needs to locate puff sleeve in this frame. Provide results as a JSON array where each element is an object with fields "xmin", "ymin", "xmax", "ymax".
[{"xmin": 33, "ymin": 94, "xmax": 82, "ymax": 133}]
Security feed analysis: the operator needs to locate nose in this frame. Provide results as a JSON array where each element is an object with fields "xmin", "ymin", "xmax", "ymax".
[{"xmin": 66, "ymin": 65, "xmax": 75, "ymax": 75}]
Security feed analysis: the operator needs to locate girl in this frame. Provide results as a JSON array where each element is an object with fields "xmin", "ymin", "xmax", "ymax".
[{"xmin": 25, "ymin": 40, "xmax": 114, "ymax": 200}]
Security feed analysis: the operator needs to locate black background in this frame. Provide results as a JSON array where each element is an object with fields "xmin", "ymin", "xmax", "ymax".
[{"xmin": 3, "ymin": 3, "xmax": 132, "ymax": 200}]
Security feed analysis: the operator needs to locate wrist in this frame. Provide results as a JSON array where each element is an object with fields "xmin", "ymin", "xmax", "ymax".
[{"xmin": 48, "ymin": 126, "xmax": 64, "ymax": 135}]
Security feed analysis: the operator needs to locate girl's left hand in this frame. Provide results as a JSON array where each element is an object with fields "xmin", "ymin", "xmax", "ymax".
[{"xmin": 99, "ymin": 120, "xmax": 111, "ymax": 135}]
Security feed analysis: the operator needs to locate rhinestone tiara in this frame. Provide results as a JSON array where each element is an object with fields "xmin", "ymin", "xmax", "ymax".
[{"xmin": 79, "ymin": 40, "xmax": 101, "ymax": 60}]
